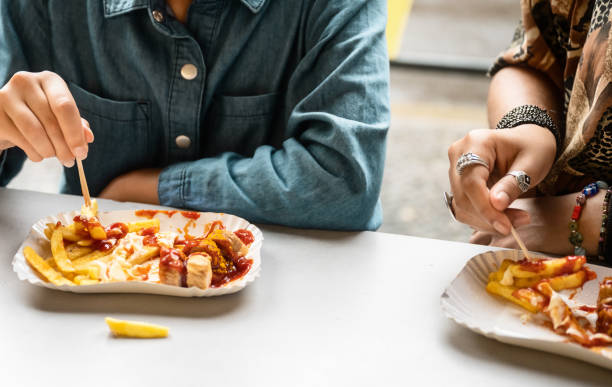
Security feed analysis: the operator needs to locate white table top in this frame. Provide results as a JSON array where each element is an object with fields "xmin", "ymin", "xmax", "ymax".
[{"xmin": 0, "ymin": 188, "xmax": 609, "ymax": 386}]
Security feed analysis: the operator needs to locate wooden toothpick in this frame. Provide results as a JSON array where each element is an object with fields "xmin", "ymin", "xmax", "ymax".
[
  {"xmin": 510, "ymin": 225, "xmax": 530, "ymax": 260},
  {"xmin": 76, "ymin": 159, "xmax": 91, "ymax": 208}
]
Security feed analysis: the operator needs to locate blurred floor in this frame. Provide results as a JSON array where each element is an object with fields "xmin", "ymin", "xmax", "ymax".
[
  {"xmin": 7, "ymin": 0, "xmax": 521, "ymax": 243},
  {"xmin": 378, "ymin": 0, "xmax": 518, "ymax": 241},
  {"xmin": 395, "ymin": 0, "xmax": 518, "ymax": 65},
  {"xmin": 380, "ymin": 69, "xmax": 488, "ymax": 241},
  {"xmin": 377, "ymin": 68, "xmax": 487, "ymax": 241}
]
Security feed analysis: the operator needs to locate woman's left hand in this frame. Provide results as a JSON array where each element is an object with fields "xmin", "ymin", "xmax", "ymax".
[
  {"xmin": 99, "ymin": 168, "xmax": 161, "ymax": 204},
  {"xmin": 470, "ymin": 192, "xmax": 604, "ymax": 256}
]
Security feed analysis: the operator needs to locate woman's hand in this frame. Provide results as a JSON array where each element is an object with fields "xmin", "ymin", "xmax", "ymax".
[
  {"xmin": 99, "ymin": 168, "xmax": 161, "ymax": 204},
  {"xmin": 471, "ymin": 192, "xmax": 604, "ymax": 256},
  {"xmin": 447, "ymin": 124, "xmax": 557, "ymax": 235},
  {"xmin": 0, "ymin": 71, "xmax": 93, "ymax": 167}
]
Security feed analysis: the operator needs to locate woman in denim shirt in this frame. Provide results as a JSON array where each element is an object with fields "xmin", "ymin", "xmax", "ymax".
[{"xmin": 0, "ymin": 0, "xmax": 390, "ymax": 230}]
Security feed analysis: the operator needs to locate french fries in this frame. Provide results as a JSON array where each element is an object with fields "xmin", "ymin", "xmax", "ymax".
[
  {"xmin": 513, "ymin": 269, "xmax": 589, "ymax": 291},
  {"xmin": 25, "ymin": 201, "xmax": 109, "ymax": 285},
  {"xmin": 510, "ymin": 256, "xmax": 586, "ymax": 278},
  {"xmin": 45, "ymin": 222, "xmax": 83, "ymax": 242},
  {"xmin": 66, "ymin": 244, "xmax": 94, "ymax": 260},
  {"xmin": 51, "ymin": 227, "xmax": 75, "ymax": 274},
  {"xmin": 105, "ymin": 317, "xmax": 168, "ymax": 338},
  {"xmin": 488, "ymin": 259, "xmax": 513, "ymax": 283},
  {"xmin": 71, "ymin": 249, "xmax": 113, "ymax": 267},
  {"xmin": 74, "ymin": 264, "xmax": 101, "ymax": 280},
  {"xmin": 128, "ymin": 246, "xmax": 160, "ymax": 265},
  {"xmin": 73, "ymin": 275, "xmax": 99, "ymax": 285},
  {"xmin": 81, "ymin": 199, "xmax": 98, "ymax": 218},
  {"xmin": 88, "ymin": 225, "xmax": 107, "ymax": 240},
  {"xmin": 487, "ymin": 255, "xmax": 592, "ymax": 314},
  {"xmin": 23, "ymin": 247, "xmax": 73, "ymax": 286},
  {"xmin": 23, "ymin": 204, "xmax": 250, "ymax": 291},
  {"xmin": 127, "ymin": 218, "xmax": 160, "ymax": 233},
  {"xmin": 486, "ymin": 281, "xmax": 544, "ymax": 313},
  {"xmin": 43, "ymin": 223, "xmax": 54, "ymax": 240},
  {"xmin": 26, "ymin": 198, "xmax": 157, "ymax": 286}
]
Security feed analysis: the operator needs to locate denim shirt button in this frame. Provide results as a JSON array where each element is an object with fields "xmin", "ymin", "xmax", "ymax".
[
  {"xmin": 152, "ymin": 10, "xmax": 164, "ymax": 23},
  {"xmin": 175, "ymin": 135, "xmax": 192, "ymax": 149},
  {"xmin": 180, "ymin": 64, "xmax": 198, "ymax": 80}
]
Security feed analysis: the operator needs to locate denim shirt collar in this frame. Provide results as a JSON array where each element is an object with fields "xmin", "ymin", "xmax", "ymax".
[
  {"xmin": 238, "ymin": 0, "xmax": 267, "ymax": 13},
  {"xmin": 103, "ymin": 0, "xmax": 267, "ymax": 17}
]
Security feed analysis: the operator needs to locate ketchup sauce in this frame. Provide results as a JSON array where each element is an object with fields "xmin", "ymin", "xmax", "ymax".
[
  {"xmin": 135, "ymin": 209, "xmax": 199, "ymax": 219},
  {"xmin": 204, "ymin": 220, "xmax": 225, "ymax": 238},
  {"xmin": 135, "ymin": 209, "xmax": 177, "ymax": 219},
  {"xmin": 159, "ymin": 247, "xmax": 187, "ymax": 286},
  {"xmin": 72, "ymin": 216, "xmax": 130, "ymax": 252},
  {"xmin": 234, "ymin": 229, "xmax": 254, "ymax": 245},
  {"xmin": 140, "ymin": 227, "xmax": 158, "ymax": 246},
  {"xmin": 180, "ymin": 211, "xmax": 200, "ymax": 220},
  {"xmin": 210, "ymin": 257, "xmax": 253, "ymax": 288}
]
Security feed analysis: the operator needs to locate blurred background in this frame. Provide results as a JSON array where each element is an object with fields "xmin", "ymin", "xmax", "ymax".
[{"xmin": 8, "ymin": 0, "xmax": 519, "ymax": 242}]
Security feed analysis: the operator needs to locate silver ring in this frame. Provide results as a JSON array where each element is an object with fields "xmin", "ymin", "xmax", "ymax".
[
  {"xmin": 506, "ymin": 170, "xmax": 531, "ymax": 193},
  {"xmin": 444, "ymin": 192, "xmax": 457, "ymax": 222},
  {"xmin": 456, "ymin": 152, "xmax": 490, "ymax": 175}
]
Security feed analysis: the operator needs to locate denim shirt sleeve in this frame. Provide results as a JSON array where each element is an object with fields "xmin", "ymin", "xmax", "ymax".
[
  {"xmin": 0, "ymin": 2, "xmax": 51, "ymax": 186},
  {"xmin": 159, "ymin": 0, "xmax": 390, "ymax": 230}
]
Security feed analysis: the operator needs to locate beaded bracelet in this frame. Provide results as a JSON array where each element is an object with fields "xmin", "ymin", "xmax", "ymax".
[
  {"xmin": 598, "ymin": 189, "xmax": 612, "ymax": 261},
  {"xmin": 569, "ymin": 181, "xmax": 608, "ymax": 256},
  {"xmin": 606, "ymin": 194, "xmax": 612, "ymax": 265}
]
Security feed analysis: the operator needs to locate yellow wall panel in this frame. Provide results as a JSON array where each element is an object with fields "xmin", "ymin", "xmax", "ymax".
[{"xmin": 386, "ymin": 0, "xmax": 413, "ymax": 60}]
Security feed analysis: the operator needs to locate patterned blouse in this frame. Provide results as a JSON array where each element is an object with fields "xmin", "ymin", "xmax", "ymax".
[{"xmin": 491, "ymin": 0, "xmax": 612, "ymax": 194}]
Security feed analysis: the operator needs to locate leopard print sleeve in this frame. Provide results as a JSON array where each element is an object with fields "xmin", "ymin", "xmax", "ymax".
[{"xmin": 489, "ymin": 0, "xmax": 574, "ymax": 91}]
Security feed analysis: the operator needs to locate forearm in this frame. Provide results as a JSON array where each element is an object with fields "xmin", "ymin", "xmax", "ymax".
[
  {"xmin": 485, "ymin": 66, "xmax": 563, "ymax": 176},
  {"xmin": 515, "ymin": 192, "xmax": 604, "ymax": 256},
  {"xmin": 488, "ymin": 66, "xmax": 563, "ymax": 128},
  {"xmin": 158, "ymin": 141, "xmax": 385, "ymax": 230},
  {"xmin": 99, "ymin": 168, "xmax": 161, "ymax": 204},
  {"xmin": 473, "ymin": 190, "xmax": 607, "ymax": 256}
]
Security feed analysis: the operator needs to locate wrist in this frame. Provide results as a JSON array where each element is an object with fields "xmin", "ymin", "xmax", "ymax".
[
  {"xmin": 504, "ymin": 124, "xmax": 557, "ymax": 173},
  {"xmin": 581, "ymin": 189, "xmax": 607, "ymax": 255},
  {"xmin": 495, "ymin": 104, "xmax": 561, "ymax": 155},
  {"xmin": 532, "ymin": 195, "xmax": 575, "ymax": 255},
  {"xmin": 515, "ymin": 123, "xmax": 557, "ymax": 154}
]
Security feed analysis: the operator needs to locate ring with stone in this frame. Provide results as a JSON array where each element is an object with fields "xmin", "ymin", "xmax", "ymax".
[
  {"xmin": 506, "ymin": 170, "xmax": 531, "ymax": 193},
  {"xmin": 443, "ymin": 192, "xmax": 457, "ymax": 222},
  {"xmin": 455, "ymin": 152, "xmax": 490, "ymax": 175}
]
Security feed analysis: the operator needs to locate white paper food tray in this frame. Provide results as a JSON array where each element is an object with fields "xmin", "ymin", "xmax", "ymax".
[
  {"xmin": 12, "ymin": 209, "xmax": 262, "ymax": 297},
  {"xmin": 441, "ymin": 249, "xmax": 612, "ymax": 370}
]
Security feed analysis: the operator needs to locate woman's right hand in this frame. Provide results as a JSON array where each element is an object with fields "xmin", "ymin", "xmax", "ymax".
[
  {"xmin": 447, "ymin": 124, "xmax": 557, "ymax": 235},
  {"xmin": 0, "ymin": 71, "xmax": 93, "ymax": 167}
]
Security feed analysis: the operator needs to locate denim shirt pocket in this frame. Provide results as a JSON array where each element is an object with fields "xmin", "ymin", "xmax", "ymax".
[
  {"xmin": 64, "ymin": 82, "xmax": 152, "ymax": 196},
  {"xmin": 204, "ymin": 92, "xmax": 283, "ymax": 156}
]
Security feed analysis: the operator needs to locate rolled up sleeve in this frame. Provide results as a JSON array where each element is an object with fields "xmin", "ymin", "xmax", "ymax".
[
  {"xmin": 489, "ymin": 0, "xmax": 567, "ymax": 90},
  {"xmin": 159, "ymin": 0, "xmax": 390, "ymax": 230},
  {"xmin": 0, "ymin": 1, "xmax": 51, "ymax": 186}
]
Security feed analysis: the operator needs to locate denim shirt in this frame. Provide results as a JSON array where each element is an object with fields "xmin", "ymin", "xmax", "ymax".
[{"xmin": 0, "ymin": 0, "xmax": 390, "ymax": 230}]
